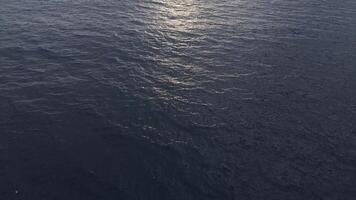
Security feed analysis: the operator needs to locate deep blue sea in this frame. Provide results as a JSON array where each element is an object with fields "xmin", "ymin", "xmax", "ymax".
[{"xmin": 1, "ymin": 0, "xmax": 356, "ymax": 199}]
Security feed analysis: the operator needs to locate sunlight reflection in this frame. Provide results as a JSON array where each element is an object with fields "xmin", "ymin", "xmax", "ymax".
[
  {"xmin": 153, "ymin": 0, "xmax": 201, "ymax": 33},
  {"xmin": 145, "ymin": 0, "xmax": 207, "ymax": 88}
]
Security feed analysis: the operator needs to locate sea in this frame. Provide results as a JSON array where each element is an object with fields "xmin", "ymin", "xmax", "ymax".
[{"xmin": 1, "ymin": 0, "xmax": 356, "ymax": 199}]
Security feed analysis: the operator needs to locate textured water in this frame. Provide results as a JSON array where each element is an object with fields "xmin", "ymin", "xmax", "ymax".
[{"xmin": 1, "ymin": 0, "xmax": 356, "ymax": 199}]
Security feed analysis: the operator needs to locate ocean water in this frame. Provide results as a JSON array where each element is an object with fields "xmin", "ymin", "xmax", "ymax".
[{"xmin": 1, "ymin": 0, "xmax": 356, "ymax": 199}]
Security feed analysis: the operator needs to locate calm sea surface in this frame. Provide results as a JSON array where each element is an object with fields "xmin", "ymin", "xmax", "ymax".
[{"xmin": 1, "ymin": 0, "xmax": 356, "ymax": 199}]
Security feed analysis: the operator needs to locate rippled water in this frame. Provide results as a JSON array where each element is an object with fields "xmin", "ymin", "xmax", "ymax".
[{"xmin": 1, "ymin": 0, "xmax": 356, "ymax": 199}]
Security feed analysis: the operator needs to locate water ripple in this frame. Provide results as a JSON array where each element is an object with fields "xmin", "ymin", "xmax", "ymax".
[{"xmin": 1, "ymin": 0, "xmax": 356, "ymax": 199}]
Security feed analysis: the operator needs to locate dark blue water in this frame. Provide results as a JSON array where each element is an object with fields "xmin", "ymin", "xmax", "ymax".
[{"xmin": 1, "ymin": 0, "xmax": 356, "ymax": 199}]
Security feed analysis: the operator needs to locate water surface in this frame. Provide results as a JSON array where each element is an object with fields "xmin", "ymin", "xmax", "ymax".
[{"xmin": 1, "ymin": 0, "xmax": 356, "ymax": 199}]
